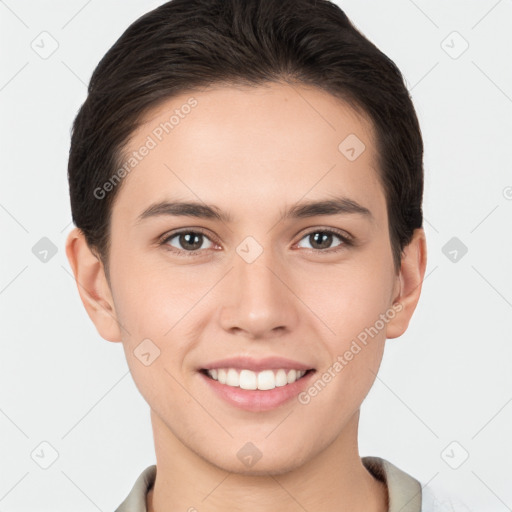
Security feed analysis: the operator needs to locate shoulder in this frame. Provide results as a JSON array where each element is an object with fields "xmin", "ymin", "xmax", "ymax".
[
  {"xmin": 114, "ymin": 465, "xmax": 157, "ymax": 512},
  {"xmin": 362, "ymin": 456, "xmax": 471, "ymax": 512}
]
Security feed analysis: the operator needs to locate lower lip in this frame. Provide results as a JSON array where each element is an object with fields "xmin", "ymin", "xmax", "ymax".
[{"xmin": 199, "ymin": 370, "xmax": 316, "ymax": 412}]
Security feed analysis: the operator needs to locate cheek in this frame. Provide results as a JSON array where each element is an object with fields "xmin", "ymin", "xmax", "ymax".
[
  {"xmin": 110, "ymin": 246, "xmax": 183, "ymax": 333},
  {"xmin": 306, "ymin": 260, "xmax": 393, "ymax": 338},
  {"xmin": 301, "ymin": 254, "xmax": 393, "ymax": 398}
]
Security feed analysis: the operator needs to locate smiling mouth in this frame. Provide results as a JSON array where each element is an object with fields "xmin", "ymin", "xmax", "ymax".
[{"xmin": 200, "ymin": 368, "xmax": 315, "ymax": 391}]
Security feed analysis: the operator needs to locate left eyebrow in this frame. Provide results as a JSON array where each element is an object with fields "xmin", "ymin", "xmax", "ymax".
[
  {"xmin": 280, "ymin": 196, "xmax": 373, "ymax": 222},
  {"xmin": 134, "ymin": 195, "xmax": 373, "ymax": 226}
]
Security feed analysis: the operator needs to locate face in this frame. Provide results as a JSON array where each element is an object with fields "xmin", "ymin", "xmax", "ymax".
[{"xmin": 100, "ymin": 82, "xmax": 404, "ymax": 474}]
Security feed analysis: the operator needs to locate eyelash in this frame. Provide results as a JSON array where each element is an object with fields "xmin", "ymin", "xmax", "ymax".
[{"xmin": 158, "ymin": 227, "xmax": 354, "ymax": 257}]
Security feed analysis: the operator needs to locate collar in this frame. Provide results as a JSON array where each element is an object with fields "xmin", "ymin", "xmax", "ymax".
[{"xmin": 115, "ymin": 456, "xmax": 422, "ymax": 512}]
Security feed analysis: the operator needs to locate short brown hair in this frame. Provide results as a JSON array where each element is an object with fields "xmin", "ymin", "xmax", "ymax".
[{"xmin": 67, "ymin": 0, "xmax": 423, "ymax": 279}]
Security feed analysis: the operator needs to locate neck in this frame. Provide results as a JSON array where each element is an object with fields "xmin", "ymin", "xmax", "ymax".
[{"xmin": 147, "ymin": 410, "xmax": 387, "ymax": 512}]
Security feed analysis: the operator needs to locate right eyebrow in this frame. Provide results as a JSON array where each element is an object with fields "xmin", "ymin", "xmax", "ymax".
[{"xmin": 135, "ymin": 200, "xmax": 232, "ymax": 225}]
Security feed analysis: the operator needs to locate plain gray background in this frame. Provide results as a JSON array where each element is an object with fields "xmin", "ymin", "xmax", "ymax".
[{"xmin": 1, "ymin": 0, "xmax": 511, "ymax": 510}]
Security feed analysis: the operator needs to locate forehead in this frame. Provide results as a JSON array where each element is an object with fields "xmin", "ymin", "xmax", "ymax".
[{"xmin": 113, "ymin": 81, "xmax": 386, "ymax": 227}]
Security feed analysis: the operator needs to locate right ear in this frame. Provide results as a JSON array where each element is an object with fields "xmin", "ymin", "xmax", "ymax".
[{"xmin": 65, "ymin": 227, "xmax": 123, "ymax": 342}]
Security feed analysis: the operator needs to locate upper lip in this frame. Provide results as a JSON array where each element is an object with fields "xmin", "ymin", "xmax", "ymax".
[{"xmin": 201, "ymin": 356, "xmax": 314, "ymax": 372}]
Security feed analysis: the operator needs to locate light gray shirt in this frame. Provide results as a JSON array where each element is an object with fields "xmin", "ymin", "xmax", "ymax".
[{"xmin": 114, "ymin": 456, "xmax": 460, "ymax": 511}]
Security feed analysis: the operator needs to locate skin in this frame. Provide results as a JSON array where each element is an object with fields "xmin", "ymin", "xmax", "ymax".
[{"xmin": 66, "ymin": 81, "xmax": 427, "ymax": 512}]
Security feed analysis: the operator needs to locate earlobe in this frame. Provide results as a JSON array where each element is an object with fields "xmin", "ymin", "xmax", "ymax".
[
  {"xmin": 65, "ymin": 227, "xmax": 123, "ymax": 342},
  {"xmin": 386, "ymin": 228, "xmax": 427, "ymax": 339}
]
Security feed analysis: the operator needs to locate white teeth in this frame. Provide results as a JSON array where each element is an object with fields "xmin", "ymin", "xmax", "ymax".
[
  {"xmin": 257, "ymin": 370, "xmax": 275, "ymax": 390},
  {"xmin": 275, "ymin": 369, "xmax": 288, "ymax": 387},
  {"xmin": 239, "ymin": 369, "xmax": 257, "ymax": 390},
  {"xmin": 226, "ymin": 368, "xmax": 239, "ymax": 386},
  {"xmin": 205, "ymin": 368, "xmax": 308, "ymax": 390}
]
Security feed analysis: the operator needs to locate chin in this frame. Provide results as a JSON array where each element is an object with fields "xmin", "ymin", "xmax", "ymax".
[
  {"xmin": 203, "ymin": 443, "xmax": 314, "ymax": 477},
  {"xmin": 218, "ymin": 457, "xmax": 306, "ymax": 477}
]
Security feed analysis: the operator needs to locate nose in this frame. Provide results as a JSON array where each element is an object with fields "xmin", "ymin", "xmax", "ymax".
[{"xmin": 218, "ymin": 243, "xmax": 300, "ymax": 339}]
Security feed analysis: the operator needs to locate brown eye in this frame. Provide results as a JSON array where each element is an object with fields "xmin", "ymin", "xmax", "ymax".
[
  {"xmin": 161, "ymin": 229, "xmax": 216, "ymax": 255},
  {"xmin": 296, "ymin": 229, "xmax": 353, "ymax": 252}
]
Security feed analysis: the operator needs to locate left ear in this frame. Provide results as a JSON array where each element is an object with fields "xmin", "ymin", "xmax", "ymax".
[{"xmin": 386, "ymin": 227, "xmax": 427, "ymax": 339}]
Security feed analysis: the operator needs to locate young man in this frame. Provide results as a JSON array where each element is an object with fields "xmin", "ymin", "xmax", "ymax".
[{"xmin": 64, "ymin": 0, "xmax": 453, "ymax": 510}]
